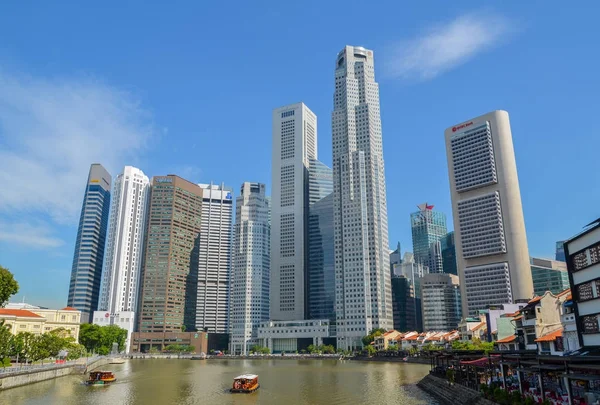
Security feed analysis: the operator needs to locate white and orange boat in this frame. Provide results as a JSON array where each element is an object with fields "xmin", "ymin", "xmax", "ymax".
[{"xmin": 230, "ymin": 374, "xmax": 259, "ymax": 393}]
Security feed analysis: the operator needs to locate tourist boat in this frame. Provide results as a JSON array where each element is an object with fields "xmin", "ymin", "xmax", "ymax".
[
  {"xmin": 85, "ymin": 371, "xmax": 117, "ymax": 386},
  {"xmin": 230, "ymin": 374, "xmax": 259, "ymax": 393},
  {"xmin": 109, "ymin": 358, "xmax": 126, "ymax": 364}
]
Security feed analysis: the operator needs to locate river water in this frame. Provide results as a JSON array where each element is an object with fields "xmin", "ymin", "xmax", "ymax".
[{"xmin": 1, "ymin": 359, "xmax": 437, "ymax": 405}]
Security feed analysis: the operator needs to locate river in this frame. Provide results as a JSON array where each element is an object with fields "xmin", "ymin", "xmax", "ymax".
[{"xmin": 1, "ymin": 359, "xmax": 438, "ymax": 405}]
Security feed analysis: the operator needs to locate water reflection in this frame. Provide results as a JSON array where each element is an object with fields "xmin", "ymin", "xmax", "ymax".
[{"xmin": 0, "ymin": 359, "xmax": 437, "ymax": 405}]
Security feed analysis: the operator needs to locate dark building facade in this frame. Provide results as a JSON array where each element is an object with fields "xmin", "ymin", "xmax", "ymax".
[
  {"xmin": 441, "ymin": 231, "xmax": 457, "ymax": 276},
  {"xmin": 391, "ymin": 275, "xmax": 421, "ymax": 332},
  {"xmin": 307, "ymin": 159, "xmax": 334, "ymax": 322},
  {"xmin": 138, "ymin": 175, "xmax": 204, "ymax": 333},
  {"xmin": 67, "ymin": 163, "xmax": 111, "ymax": 323}
]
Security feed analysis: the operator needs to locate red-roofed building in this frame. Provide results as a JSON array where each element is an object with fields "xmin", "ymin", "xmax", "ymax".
[
  {"xmin": 4, "ymin": 303, "xmax": 82, "ymax": 340},
  {"xmin": 373, "ymin": 330, "xmax": 402, "ymax": 351}
]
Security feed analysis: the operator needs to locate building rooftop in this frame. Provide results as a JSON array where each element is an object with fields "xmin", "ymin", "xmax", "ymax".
[
  {"xmin": 496, "ymin": 335, "xmax": 517, "ymax": 344},
  {"xmin": 0, "ymin": 309, "xmax": 44, "ymax": 318},
  {"xmin": 535, "ymin": 329, "xmax": 563, "ymax": 342}
]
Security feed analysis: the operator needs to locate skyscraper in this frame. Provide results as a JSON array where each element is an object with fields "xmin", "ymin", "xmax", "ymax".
[
  {"xmin": 421, "ymin": 273, "xmax": 461, "ymax": 332},
  {"xmin": 230, "ymin": 182, "xmax": 270, "ymax": 355},
  {"xmin": 307, "ymin": 159, "xmax": 334, "ymax": 321},
  {"xmin": 391, "ymin": 275, "xmax": 417, "ymax": 332},
  {"xmin": 67, "ymin": 164, "xmax": 111, "ymax": 323},
  {"xmin": 441, "ymin": 231, "xmax": 457, "ymax": 276},
  {"xmin": 94, "ymin": 166, "xmax": 150, "ymax": 350},
  {"xmin": 411, "ymin": 203, "xmax": 447, "ymax": 273},
  {"xmin": 332, "ymin": 46, "xmax": 393, "ymax": 350},
  {"xmin": 530, "ymin": 257, "xmax": 569, "ymax": 296},
  {"xmin": 195, "ymin": 182, "xmax": 233, "ymax": 333},
  {"xmin": 138, "ymin": 175, "xmax": 203, "ymax": 333},
  {"xmin": 555, "ymin": 241, "xmax": 566, "ymax": 262},
  {"xmin": 389, "ymin": 242, "xmax": 402, "ymax": 278},
  {"xmin": 271, "ymin": 102, "xmax": 317, "ymax": 321},
  {"xmin": 445, "ymin": 110, "xmax": 533, "ymax": 316}
]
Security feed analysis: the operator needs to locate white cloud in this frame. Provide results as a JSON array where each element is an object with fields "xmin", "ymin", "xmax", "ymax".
[
  {"xmin": 384, "ymin": 11, "xmax": 515, "ymax": 81},
  {"xmin": 0, "ymin": 220, "xmax": 64, "ymax": 248},
  {"xmin": 0, "ymin": 70, "xmax": 155, "ymax": 226}
]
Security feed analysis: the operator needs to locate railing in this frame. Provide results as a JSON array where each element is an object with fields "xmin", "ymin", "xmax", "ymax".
[{"xmin": 0, "ymin": 356, "xmax": 103, "ymax": 377}]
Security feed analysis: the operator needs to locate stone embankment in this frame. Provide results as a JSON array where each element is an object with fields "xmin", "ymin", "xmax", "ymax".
[
  {"xmin": 418, "ymin": 374, "xmax": 496, "ymax": 405},
  {"xmin": 0, "ymin": 356, "xmax": 109, "ymax": 391}
]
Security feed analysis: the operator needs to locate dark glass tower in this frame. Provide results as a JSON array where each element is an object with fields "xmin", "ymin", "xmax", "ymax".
[
  {"xmin": 307, "ymin": 159, "xmax": 334, "ymax": 321},
  {"xmin": 67, "ymin": 164, "xmax": 111, "ymax": 323},
  {"xmin": 441, "ymin": 231, "xmax": 457, "ymax": 275},
  {"xmin": 410, "ymin": 204, "xmax": 447, "ymax": 273}
]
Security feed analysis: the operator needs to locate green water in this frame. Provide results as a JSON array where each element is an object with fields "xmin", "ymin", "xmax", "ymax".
[{"xmin": 0, "ymin": 359, "xmax": 437, "ymax": 404}]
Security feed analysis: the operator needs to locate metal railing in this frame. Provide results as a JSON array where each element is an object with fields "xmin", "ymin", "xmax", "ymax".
[{"xmin": 0, "ymin": 356, "xmax": 103, "ymax": 377}]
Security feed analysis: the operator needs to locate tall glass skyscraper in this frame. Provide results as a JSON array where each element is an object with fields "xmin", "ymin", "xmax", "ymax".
[
  {"xmin": 230, "ymin": 182, "xmax": 270, "ymax": 355},
  {"xmin": 67, "ymin": 164, "xmax": 111, "ymax": 323},
  {"xmin": 441, "ymin": 231, "xmax": 457, "ymax": 276},
  {"xmin": 307, "ymin": 158, "xmax": 334, "ymax": 321},
  {"xmin": 410, "ymin": 203, "xmax": 447, "ymax": 274},
  {"xmin": 332, "ymin": 46, "xmax": 393, "ymax": 350},
  {"xmin": 555, "ymin": 241, "xmax": 566, "ymax": 262},
  {"xmin": 94, "ymin": 166, "xmax": 149, "ymax": 351}
]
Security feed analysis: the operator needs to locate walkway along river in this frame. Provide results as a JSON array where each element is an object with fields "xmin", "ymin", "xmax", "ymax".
[{"xmin": 0, "ymin": 358, "xmax": 437, "ymax": 405}]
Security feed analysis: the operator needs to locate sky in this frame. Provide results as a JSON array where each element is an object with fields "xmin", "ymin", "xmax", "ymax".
[{"xmin": 1, "ymin": 1, "xmax": 599, "ymax": 309}]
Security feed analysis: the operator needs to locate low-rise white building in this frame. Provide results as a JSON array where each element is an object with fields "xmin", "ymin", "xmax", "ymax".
[{"xmin": 257, "ymin": 319, "xmax": 331, "ymax": 353}]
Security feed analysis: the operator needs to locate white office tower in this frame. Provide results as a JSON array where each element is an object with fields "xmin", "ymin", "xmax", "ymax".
[
  {"xmin": 195, "ymin": 183, "xmax": 233, "ymax": 333},
  {"xmin": 95, "ymin": 166, "xmax": 150, "ymax": 352},
  {"xmin": 332, "ymin": 46, "xmax": 393, "ymax": 350},
  {"xmin": 271, "ymin": 102, "xmax": 317, "ymax": 321},
  {"xmin": 230, "ymin": 182, "xmax": 270, "ymax": 355},
  {"xmin": 444, "ymin": 110, "xmax": 533, "ymax": 316}
]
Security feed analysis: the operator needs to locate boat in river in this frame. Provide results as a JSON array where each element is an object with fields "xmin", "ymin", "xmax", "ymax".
[
  {"xmin": 85, "ymin": 371, "xmax": 117, "ymax": 386},
  {"xmin": 230, "ymin": 374, "xmax": 259, "ymax": 393}
]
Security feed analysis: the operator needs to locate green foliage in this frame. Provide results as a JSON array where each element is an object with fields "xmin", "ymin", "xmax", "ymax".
[
  {"xmin": 0, "ymin": 322, "xmax": 13, "ymax": 367},
  {"xmin": 249, "ymin": 345, "xmax": 270, "ymax": 354},
  {"xmin": 509, "ymin": 390, "xmax": 522, "ymax": 405},
  {"xmin": 387, "ymin": 344, "xmax": 399, "ymax": 352},
  {"xmin": 361, "ymin": 328, "xmax": 386, "ymax": 346},
  {"xmin": 524, "ymin": 396, "xmax": 535, "ymax": 405},
  {"xmin": 306, "ymin": 344, "xmax": 335, "ymax": 354},
  {"xmin": 79, "ymin": 324, "xmax": 128, "ymax": 355},
  {"xmin": 164, "ymin": 344, "xmax": 195, "ymax": 353},
  {"xmin": 0, "ymin": 265, "xmax": 19, "ymax": 308},
  {"xmin": 148, "ymin": 347, "xmax": 160, "ymax": 354},
  {"xmin": 451, "ymin": 339, "xmax": 494, "ymax": 354},
  {"xmin": 365, "ymin": 345, "xmax": 376, "ymax": 356},
  {"xmin": 421, "ymin": 343, "xmax": 444, "ymax": 352},
  {"xmin": 493, "ymin": 387, "xmax": 508, "ymax": 404},
  {"xmin": 445, "ymin": 368, "xmax": 455, "ymax": 384}
]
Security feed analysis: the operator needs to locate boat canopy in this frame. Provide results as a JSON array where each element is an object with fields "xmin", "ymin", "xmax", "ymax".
[{"xmin": 234, "ymin": 374, "xmax": 258, "ymax": 380}]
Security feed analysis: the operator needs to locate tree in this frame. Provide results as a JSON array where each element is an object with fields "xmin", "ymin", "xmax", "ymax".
[
  {"xmin": 0, "ymin": 265, "xmax": 19, "ymax": 308},
  {"xmin": 362, "ymin": 328, "xmax": 387, "ymax": 346},
  {"xmin": 79, "ymin": 323, "xmax": 127, "ymax": 355},
  {"xmin": 0, "ymin": 322, "xmax": 12, "ymax": 367},
  {"xmin": 365, "ymin": 345, "xmax": 376, "ymax": 356}
]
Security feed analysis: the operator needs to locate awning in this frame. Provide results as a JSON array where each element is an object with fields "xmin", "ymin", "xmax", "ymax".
[{"xmin": 460, "ymin": 356, "xmax": 500, "ymax": 367}]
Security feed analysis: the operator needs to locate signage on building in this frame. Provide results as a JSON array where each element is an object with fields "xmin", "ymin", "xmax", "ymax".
[
  {"xmin": 105, "ymin": 312, "xmax": 110, "ymax": 318},
  {"xmin": 156, "ymin": 177, "xmax": 173, "ymax": 184},
  {"xmin": 452, "ymin": 122, "xmax": 474, "ymax": 132},
  {"xmin": 226, "ymin": 192, "xmax": 232, "ymax": 200},
  {"xmin": 90, "ymin": 179, "xmax": 99, "ymax": 183}
]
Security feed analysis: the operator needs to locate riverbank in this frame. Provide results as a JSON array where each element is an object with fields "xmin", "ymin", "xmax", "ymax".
[
  {"xmin": 0, "ymin": 357, "xmax": 109, "ymax": 391},
  {"xmin": 418, "ymin": 374, "xmax": 496, "ymax": 405}
]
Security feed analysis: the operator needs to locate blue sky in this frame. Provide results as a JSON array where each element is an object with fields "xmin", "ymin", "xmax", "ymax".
[{"xmin": 1, "ymin": 1, "xmax": 599, "ymax": 308}]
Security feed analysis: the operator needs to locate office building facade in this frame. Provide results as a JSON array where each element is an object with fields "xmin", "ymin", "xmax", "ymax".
[
  {"xmin": 421, "ymin": 273, "xmax": 462, "ymax": 332},
  {"xmin": 556, "ymin": 241, "xmax": 566, "ymax": 262},
  {"xmin": 271, "ymin": 102, "xmax": 317, "ymax": 321},
  {"xmin": 138, "ymin": 175, "xmax": 203, "ymax": 333},
  {"xmin": 332, "ymin": 46, "xmax": 393, "ymax": 350},
  {"xmin": 230, "ymin": 182, "xmax": 270, "ymax": 355},
  {"xmin": 195, "ymin": 183, "xmax": 233, "ymax": 333},
  {"xmin": 530, "ymin": 257, "xmax": 569, "ymax": 296},
  {"xmin": 564, "ymin": 220, "xmax": 600, "ymax": 350},
  {"xmin": 391, "ymin": 275, "xmax": 418, "ymax": 332},
  {"xmin": 95, "ymin": 166, "xmax": 150, "ymax": 351},
  {"xmin": 445, "ymin": 110, "xmax": 534, "ymax": 315},
  {"xmin": 411, "ymin": 203, "xmax": 448, "ymax": 274},
  {"xmin": 389, "ymin": 242, "xmax": 402, "ymax": 278},
  {"xmin": 67, "ymin": 164, "xmax": 111, "ymax": 323},
  {"xmin": 441, "ymin": 231, "xmax": 457, "ymax": 275}
]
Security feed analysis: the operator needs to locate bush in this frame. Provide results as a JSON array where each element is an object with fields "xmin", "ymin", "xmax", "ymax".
[
  {"xmin": 509, "ymin": 390, "xmax": 522, "ymax": 405},
  {"xmin": 524, "ymin": 396, "xmax": 535, "ymax": 405}
]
